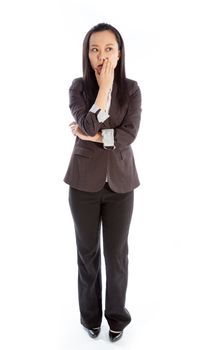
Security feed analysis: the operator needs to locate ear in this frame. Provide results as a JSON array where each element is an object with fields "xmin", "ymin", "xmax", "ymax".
[{"xmin": 117, "ymin": 50, "xmax": 121, "ymax": 60}]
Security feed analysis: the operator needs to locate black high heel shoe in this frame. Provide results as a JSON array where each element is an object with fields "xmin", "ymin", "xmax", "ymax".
[
  {"xmin": 109, "ymin": 329, "xmax": 123, "ymax": 342},
  {"xmin": 84, "ymin": 327, "xmax": 101, "ymax": 338}
]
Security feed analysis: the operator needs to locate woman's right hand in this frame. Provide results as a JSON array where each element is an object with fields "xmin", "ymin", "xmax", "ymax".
[
  {"xmin": 95, "ymin": 58, "xmax": 114, "ymax": 92},
  {"xmin": 69, "ymin": 121, "xmax": 103, "ymax": 143}
]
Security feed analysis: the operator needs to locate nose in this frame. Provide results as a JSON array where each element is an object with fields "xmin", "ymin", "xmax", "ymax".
[{"xmin": 97, "ymin": 51, "xmax": 107, "ymax": 62}]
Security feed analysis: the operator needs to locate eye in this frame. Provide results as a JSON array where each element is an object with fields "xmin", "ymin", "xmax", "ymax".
[
  {"xmin": 91, "ymin": 48, "xmax": 98, "ymax": 52},
  {"xmin": 106, "ymin": 47, "xmax": 113, "ymax": 52}
]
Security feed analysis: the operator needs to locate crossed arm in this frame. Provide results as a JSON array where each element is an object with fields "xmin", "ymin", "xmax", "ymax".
[
  {"xmin": 69, "ymin": 121, "xmax": 103, "ymax": 143},
  {"xmin": 68, "ymin": 79, "xmax": 142, "ymax": 148}
]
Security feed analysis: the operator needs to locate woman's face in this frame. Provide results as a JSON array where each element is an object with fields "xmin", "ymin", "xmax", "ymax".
[{"xmin": 88, "ymin": 30, "xmax": 120, "ymax": 75}]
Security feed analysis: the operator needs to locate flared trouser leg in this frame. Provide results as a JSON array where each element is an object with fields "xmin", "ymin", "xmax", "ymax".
[
  {"xmin": 101, "ymin": 185, "xmax": 134, "ymax": 331},
  {"xmin": 69, "ymin": 186, "xmax": 103, "ymax": 329}
]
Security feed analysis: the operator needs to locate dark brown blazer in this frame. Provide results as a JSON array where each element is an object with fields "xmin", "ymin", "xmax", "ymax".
[{"xmin": 63, "ymin": 77, "xmax": 142, "ymax": 193}]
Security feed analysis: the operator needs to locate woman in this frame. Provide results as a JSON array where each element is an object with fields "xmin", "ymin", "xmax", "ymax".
[{"xmin": 64, "ymin": 23, "xmax": 142, "ymax": 342}]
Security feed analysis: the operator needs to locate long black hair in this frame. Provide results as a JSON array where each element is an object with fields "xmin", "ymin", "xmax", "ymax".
[{"xmin": 82, "ymin": 23, "xmax": 129, "ymax": 108}]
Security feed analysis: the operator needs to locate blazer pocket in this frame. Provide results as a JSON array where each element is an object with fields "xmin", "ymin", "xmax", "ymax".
[
  {"xmin": 73, "ymin": 146, "xmax": 94, "ymax": 158},
  {"xmin": 120, "ymin": 147, "xmax": 132, "ymax": 160}
]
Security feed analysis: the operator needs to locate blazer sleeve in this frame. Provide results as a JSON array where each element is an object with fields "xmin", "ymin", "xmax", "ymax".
[
  {"xmin": 114, "ymin": 81, "xmax": 142, "ymax": 148},
  {"xmin": 69, "ymin": 78, "xmax": 107, "ymax": 136}
]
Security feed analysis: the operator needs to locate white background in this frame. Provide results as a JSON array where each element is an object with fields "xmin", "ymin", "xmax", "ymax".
[{"xmin": 0, "ymin": 0, "xmax": 209, "ymax": 349}]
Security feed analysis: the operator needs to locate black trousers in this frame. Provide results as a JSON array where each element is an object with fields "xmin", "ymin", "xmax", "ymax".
[{"xmin": 68, "ymin": 182, "xmax": 134, "ymax": 331}]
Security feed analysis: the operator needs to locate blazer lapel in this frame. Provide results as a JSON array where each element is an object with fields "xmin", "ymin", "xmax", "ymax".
[{"xmin": 109, "ymin": 80, "xmax": 118, "ymax": 118}]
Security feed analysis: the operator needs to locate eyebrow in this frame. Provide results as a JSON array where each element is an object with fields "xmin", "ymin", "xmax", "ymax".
[{"xmin": 90, "ymin": 43, "xmax": 115, "ymax": 47}]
